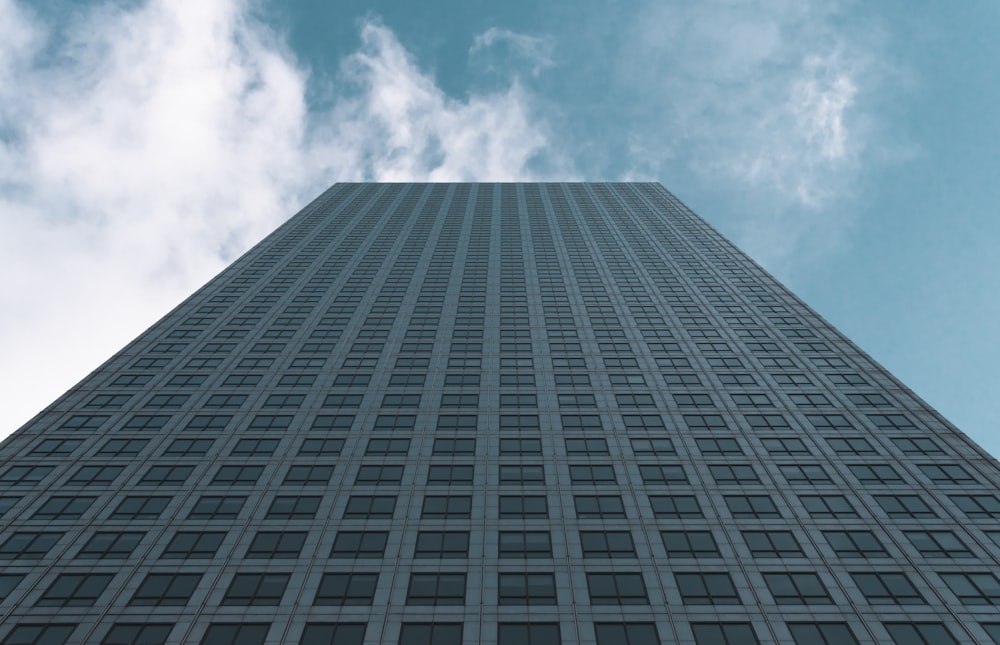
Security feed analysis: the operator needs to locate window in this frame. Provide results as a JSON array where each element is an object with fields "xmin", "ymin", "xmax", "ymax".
[
  {"xmin": 780, "ymin": 464, "xmax": 831, "ymax": 484},
  {"xmin": 800, "ymin": 495, "xmax": 858, "ymax": 518},
  {"xmin": 825, "ymin": 530, "xmax": 887, "ymax": 557},
  {"xmin": 761, "ymin": 437, "xmax": 809, "ymax": 455},
  {"xmin": 129, "ymin": 573, "xmax": 201, "ymax": 606},
  {"xmin": 742, "ymin": 530, "xmax": 803, "ymax": 557},
  {"xmin": 828, "ymin": 437, "xmax": 876, "ymax": 455},
  {"xmin": 919, "ymin": 464, "xmax": 977, "ymax": 485},
  {"xmin": 691, "ymin": 623, "xmax": 759, "ymax": 645},
  {"xmin": 892, "ymin": 437, "xmax": 945, "ymax": 455},
  {"xmin": 161, "ymin": 532, "xmax": 225, "ymax": 559},
  {"xmin": 849, "ymin": 464, "xmax": 903, "ymax": 485},
  {"xmin": 284, "ymin": 465, "xmax": 334, "ymax": 485},
  {"xmin": 67, "ymin": 465, "xmax": 123, "ymax": 486},
  {"xmin": 499, "ymin": 495, "xmax": 548, "ymax": 518},
  {"xmin": 580, "ymin": 531, "xmax": 635, "ymax": 558},
  {"xmin": 112, "ymin": 496, "xmax": 171, "ymax": 520},
  {"xmin": 501, "ymin": 374, "xmax": 535, "ymax": 387},
  {"xmin": 732, "ymin": 393, "xmax": 773, "ymax": 407},
  {"xmin": 787, "ymin": 623, "xmax": 859, "ymax": 645},
  {"xmin": 676, "ymin": 572, "xmax": 740, "ymax": 605},
  {"xmin": 951, "ymin": 494, "xmax": 1000, "ymax": 518},
  {"xmin": 638, "ymin": 464, "xmax": 687, "ymax": 484},
  {"xmin": 874, "ymin": 495, "xmax": 935, "ymax": 518},
  {"xmin": 709, "ymin": 464, "xmax": 760, "ymax": 485},
  {"xmin": 231, "ymin": 438, "xmax": 279, "ymax": 456},
  {"xmin": 867, "ymin": 414, "xmax": 918, "ymax": 431},
  {"xmin": 183, "ymin": 414, "xmax": 232, "ymax": 432},
  {"xmin": 498, "ymin": 573, "xmax": 557, "ymax": 605},
  {"xmin": 397, "ymin": 624, "xmax": 462, "ymax": 645},
  {"xmin": 200, "ymin": 464, "xmax": 260, "ymax": 487},
  {"xmin": 221, "ymin": 573, "xmax": 289, "ymax": 606},
  {"xmin": 684, "ymin": 414, "xmax": 728, "ymax": 431},
  {"xmin": 663, "ymin": 373, "xmax": 702, "ymax": 387},
  {"xmin": 846, "ymin": 392, "xmax": 892, "ymax": 406},
  {"xmin": 246, "ymin": 531, "xmax": 306, "ymax": 558},
  {"xmin": 496, "ymin": 624, "xmax": 559, "ymax": 645},
  {"xmin": 314, "ymin": 573, "xmax": 378, "ymax": 606},
  {"xmin": 905, "ymin": 530, "xmax": 972, "ymax": 558},
  {"xmin": 499, "ymin": 465, "xmax": 545, "ymax": 484},
  {"xmin": 630, "ymin": 437, "xmax": 676, "ymax": 455},
  {"xmin": 499, "ymin": 437, "xmax": 542, "ymax": 455},
  {"xmin": 432, "ymin": 438, "xmax": 476, "ymax": 455},
  {"xmin": 33, "ymin": 496, "xmax": 95, "ymax": 520},
  {"xmin": 499, "ymin": 531, "xmax": 552, "ymax": 558},
  {"xmin": 1, "ymin": 625, "xmax": 78, "ymax": 645},
  {"xmin": 355, "ymin": 465, "xmax": 402, "ymax": 484},
  {"xmin": 140, "ymin": 465, "xmax": 193, "ymax": 485},
  {"xmin": 406, "ymin": 573, "xmax": 466, "ymax": 606},
  {"xmin": 36, "ymin": 573, "xmax": 113, "ymax": 606},
  {"xmin": 938, "ymin": 572, "xmax": 1000, "ymax": 605},
  {"xmin": 248, "ymin": 414, "xmax": 294, "ymax": 432},
  {"xmin": 718, "ymin": 373, "xmax": 757, "ymax": 386},
  {"xmin": 0, "ymin": 498, "xmax": 16, "ymax": 518},
  {"xmin": 299, "ymin": 624, "xmax": 366, "ymax": 645},
  {"xmin": 645, "ymin": 498, "xmax": 701, "ymax": 522},
  {"xmin": 884, "ymin": 623, "xmax": 958, "ymax": 645},
  {"xmin": 0, "ymin": 532, "xmax": 62, "ymax": 560},
  {"xmin": 202, "ymin": 394, "xmax": 247, "ymax": 409},
  {"xmin": 330, "ymin": 531, "xmax": 388, "ymax": 558},
  {"xmin": 566, "ymin": 438, "xmax": 609, "ymax": 454},
  {"xmin": 441, "ymin": 393, "xmax": 478, "ymax": 407},
  {"xmin": 414, "ymin": 531, "xmax": 469, "ymax": 558},
  {"xmin": 569, "ymin": 464, "xmax": 617, "ymax": 484},
  {"xmin": 78, "ymin": 532, "xmax": 144, "ymax": 558},
  {"xmin": 661, "ymin": 531, "xmax": 719, "ymax": 557},
  {"xmin": 375, "ymin": 414, "xmax": 417, "ymax": 431},
  {"xmin": 575, "ymin": 495, "xmax": 625, "ymax": 518},
  {"xmin": 726, "ymin": 495, "xmax": 781, "ymax": 518},
  {"xmin": 560, "ymin": 414, "xmax": 601, "ymax": 431},
  {"xmin": 763, "ymin": 572, "xmax": 831, "ymax": 604},
  {"xmin": 594, "ymin": 623, "xmax": 659, "ymax": 645},
  {"xmin": 427, "ymin": 465, "xmax": 474, "ymax": 485},
  {"xmin": 86, "ymin": 394, "xmax": 133, "ymax": 408},
  {"xmin": 623, "ymin": 414, "xmax": 666, "ymax": 431},
  {"xmin": 587, "ymin": 572, "xmax": 647, "ymax": 605},
  {"xmin": 366, "ymin": 438, "xmax": 410, "ymax": 455},
  {"xmin": 422, "ymin": 496, "xmax": 471, "ymax": 519},
  {"xmin": 695, "ymin": 438, "xmax": 741, "ymax": 455},
  {"xmin": 342, "ymin": 495, "xmax": 394, "ymax": 519},
  {"xmin": 32, "ymin": 438, "xmax": 83, "ymax": 456},
  {"xmin": 100, "ymin": 623, "xmax": 173, "ymax": 645},
  {"xmin": 852, "ymin": 572, "xmax": 924, "ymax": 605},
  {"xmin": 437, "ymin": 414, "xmax": 477, "ymax": 431},
  {"xmin": 60, "ymin": 414, "xmax": 112, "ymax": 432},
  {"xmin": 165, "ymin": 438, "xmax": 214, "ymax": 456},
  {"xmin": 189, "ymin": 495, "xmax": 245, "ymax": 519}
]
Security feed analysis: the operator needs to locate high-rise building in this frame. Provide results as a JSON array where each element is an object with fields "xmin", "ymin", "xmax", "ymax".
[{"xmin": 1, "ymin": 182, "xmax": 998, "ymax": 644}]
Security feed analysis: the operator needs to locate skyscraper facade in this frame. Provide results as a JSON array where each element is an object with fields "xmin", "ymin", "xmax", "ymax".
[{"xmin": 1, "ymin": 183, "xmax": 998, "ymax": 644}]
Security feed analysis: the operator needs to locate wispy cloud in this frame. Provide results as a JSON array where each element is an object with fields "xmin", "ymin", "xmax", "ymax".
[
  {"xmin": 615, "ymin": 0, "xmax": 892, "ymax": 264},
  {"xmin": 470, "ymin": 27, "xmax": 556, "ymax": 77},
  {"xmin": 0, "ymin": 0, "xmax": 565, "ymax": 438}
]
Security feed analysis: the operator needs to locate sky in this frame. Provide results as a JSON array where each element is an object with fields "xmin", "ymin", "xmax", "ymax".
[{"xmin": 1, "ymin": 0, "xmax": 998, "ymax": 455}]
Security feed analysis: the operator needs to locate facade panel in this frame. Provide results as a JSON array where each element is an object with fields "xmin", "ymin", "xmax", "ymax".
[{"xmin": 1, "ymin": 183, "xmax": 999, "ymax": 643}]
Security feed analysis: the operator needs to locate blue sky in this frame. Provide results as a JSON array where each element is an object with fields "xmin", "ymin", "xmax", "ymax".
[{"xmin": 1, "ymin": 0, "xmax": 998, "ymax": 455}]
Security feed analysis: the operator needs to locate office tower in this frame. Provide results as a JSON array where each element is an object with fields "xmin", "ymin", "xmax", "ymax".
[{"xmin": 1, "ymin": 182, "xmax": 999, "ymax": 644}]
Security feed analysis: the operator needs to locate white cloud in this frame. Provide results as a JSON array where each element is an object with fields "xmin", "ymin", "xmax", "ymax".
[
  {"xmin": 616, "ymin": 0, "xmax": 889, "ymax": 264},
  {"xmin": 470, "ymin": 27, "xmax": 556, "ymax": 76},
  {"xmin": 0, "ymin": 0, "xmax": 565, "ymax": 439}
]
